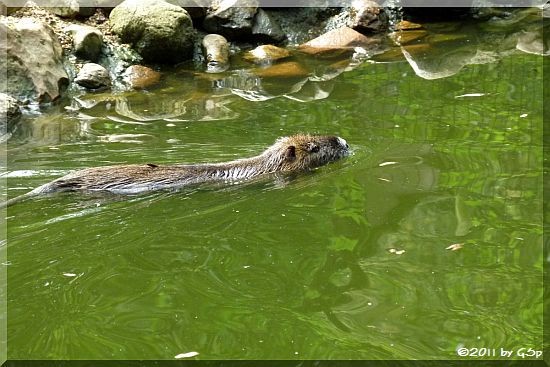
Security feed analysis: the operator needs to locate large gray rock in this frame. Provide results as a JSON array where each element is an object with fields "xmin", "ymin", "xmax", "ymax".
[
  {"xmin": 75, "ymin": 63, "xmax": 111, "ymax": 89},
  {"xmin": 109, "ymin": 0, "xmax": 195, "ymax": 64},
  {"xmin": 203, "ymin": 0, "xmax": 258, "ymax": 39},
  {"xmin": 0, "ymin": 93, "xmax": 22, "ymax": 135},
  {"xmin": 65, "ymin": 24, "xmax": 103, "ymax": 61},
  {"xmin": 349, "ymin": 0, "xmax": 388, "ymax": 34},
  {"xmin": 0, "ymin": 17, "xmax": 69, "ymax": 104},
  {"xmin": 252, "ymin": 8, "xmax": 285, "ymax": 43}
]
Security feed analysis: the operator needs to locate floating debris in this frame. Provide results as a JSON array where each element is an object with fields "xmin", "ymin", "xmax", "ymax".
[
  {"xmin": 455, "ymin": 93, "xmax": 487, "ymax": 98},
  {"xmin": 446, "ymin": 243, "xmax": 463, "ymax": 251},
  {"xmin": 175, "ymin": 351, "xmax": 199, "ymax": 359},
  {"xmin": 388, "ymin": 248, "xmax": 406, "ymax": 255}
]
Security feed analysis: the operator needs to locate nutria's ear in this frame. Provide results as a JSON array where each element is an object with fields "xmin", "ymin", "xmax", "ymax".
[
  {"xmin": 306, "ymin": 142, "xmax": 320, "ymax": 153},
  {"xmin": 285, "ymin": 145, "xmax": 296, "ymax": 161}
]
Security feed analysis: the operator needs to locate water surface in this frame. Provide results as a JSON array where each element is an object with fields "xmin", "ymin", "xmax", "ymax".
[{"xmin": 4, "ymin": 13, "xmax": 544, "ymax": 361}]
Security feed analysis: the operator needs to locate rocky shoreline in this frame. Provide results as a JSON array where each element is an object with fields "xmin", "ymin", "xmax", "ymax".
[
  {"xmin": 0, "ymin": 1, "xmax": 546, "ymax": 135},
  {"xmin": 0, "ymin": 0, "xmax": 394, "ymax": 133}
]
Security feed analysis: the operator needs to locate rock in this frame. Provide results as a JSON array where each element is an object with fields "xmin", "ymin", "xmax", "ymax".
[
  {"xmin": 255, "ymin": 61, "xmax": 309, "ymax": 78},
  {"xmin": 167, "ymin": 0, "xmax": 207, "ymax": 19},
  {"xmin": 252, "ymin": 8, "xmax": 285, "ymax": 43},
  {"xmin": 0, "ymin": 93, "xmax": 22, "ymax": 134},
  {"xmin": 75, "ymin": 63, "xmax": 111, "ymax": 89},
  {"xmin": 349, "ymin": 0, "xmax": 388, "ymax": 34},
  {"xmin": 123, "ymin": 65, "xmax": 161, "ymax": 89},
  {"xmin": 298, "ymin": 26, "xmax": 379, "ymax": 55},
  {"xmin": 96, "ymin": 0, "xmax": 124, "ymax": 13},
  {"xmin": 395, "ymin": 20, "xmax": 423, "ymax": 31},
  {"xmin": 202, "ymin": 34, "xmax": 230, "ymax": 73},
  {"xmin": 243, "ymin": 44, "xmax": 291, "ymax": 64},
  {"xmin": 109, "ymin": 0, "xmax": 195, "ymax": 64},
  {"xmin": 41, "ymin": 0, "xmax": 96, "ymax": 18},
  {"xmin": 0, "ymin": 17, "xmax": 69, "ymax": 104},
  {"xmin": 203, "ymin": 0, "xmax": 258, "ymax": 39},
  {"xmin": 65, "ymin": 24, "xmax": 103, "ymax": 61}
]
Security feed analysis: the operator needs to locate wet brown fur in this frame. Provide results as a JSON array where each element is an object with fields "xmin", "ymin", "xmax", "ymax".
[{"xmin": 4, "ymin": 134, "xmax": 349, "ymax": 206}]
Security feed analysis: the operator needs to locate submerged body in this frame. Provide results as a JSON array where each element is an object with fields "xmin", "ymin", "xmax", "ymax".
[{"xmin": 5, "ymin": 134, "xmax": 349, "ymax": 205}]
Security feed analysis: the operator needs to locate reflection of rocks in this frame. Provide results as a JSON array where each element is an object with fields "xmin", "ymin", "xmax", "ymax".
[
  {"xmin": 516, "ymin": 29, "xmax": 549, "ymax": 56},
  {"xmin": 283, "ymin": 80, "xmax": 334, "ymax": 102},
  {"xmin": 9, "ymin": 111, "xmax": 83, "ymax": 146},
  {"xmin": 381, "ymin": 43, "xmax": 429, "ymax": 61},
  {"xmin": 399, "ymin": 195, "xmax": 472, "ymax": 237},
  {"xmin": 244, "ymin": 45, "xmax": 291, "ymax": 64},
  {"xmin": 75, "ymin": 63, "xmax": 111, "ymax": 89},
  {"xmin": 123, "ymin": 65, "xmax": 161, "ymax": 89},
  {"xmin": 214, "ymin": 51, "xmax": 366, "ymax": 102},
  {"xmin": 74, "ymin": 90, "xmax": 237, "ymax": 122},
  {"xmin": 0, "ymin": 93, "xmax": 22, "ymax": 135},
  {"xmin": 109, "ymin": 0, "xmax": 195, "ymax": 63},
  {"xmin": 298, "ymin": 26, "xmax": 380, "ymax": 56},
  {"xmin": 0, "ymin": 17, "xmax": 69, "ymax": 103},
  {"xmin": 202, "ymin": 34, "xmax": 230, "ymax": 73},
  {"xmin": 65, "ymin": 24, "xmax": 103, "ymax": 61},
  {"xmin": 255, "ymin": 61, "xmax": 309, "ymax": 78},
  {"xmin": 203, "ymin": 0, "xmax": 258, "ymax": 39},
  {"xmin": 390, "ymin": 29, "xmax": 428, "ymax": 45},
  {"xmin": 401, "ymin": 45, "xmax": 496, "ymax": 80}
]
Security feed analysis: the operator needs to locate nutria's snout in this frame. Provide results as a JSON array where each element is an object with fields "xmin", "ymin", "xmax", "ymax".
[
  {"xmin": 337, "ymin": 137, "xmax": 349, "ymax": 150},
  {"xmin": 332, "ymin": 136, "xmax": 350, "ymax": 152}
]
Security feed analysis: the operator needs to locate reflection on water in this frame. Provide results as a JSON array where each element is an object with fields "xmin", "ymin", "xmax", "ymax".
[
  {"xmin": 34, "ymin": 7, "xmax": 543, "ymax": 129},
  {"xmin": 5, "ymin": 9, "xmax": 544, "ymax": 362}
]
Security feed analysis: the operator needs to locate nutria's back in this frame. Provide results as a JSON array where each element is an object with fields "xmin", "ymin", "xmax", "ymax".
[{"xmin": 4, "ymin": 134, "xmax": 349, "ymax": 205}]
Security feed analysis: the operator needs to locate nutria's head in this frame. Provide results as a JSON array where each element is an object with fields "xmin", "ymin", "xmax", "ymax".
[{"xmin": 261, "ymin": 134, "xmax": 350, "ymax": 172}]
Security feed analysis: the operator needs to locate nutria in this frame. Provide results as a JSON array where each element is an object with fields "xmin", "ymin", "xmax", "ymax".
[{"xmin": 3, "ymin": 134, "xmax": 349, "ymax": 207}]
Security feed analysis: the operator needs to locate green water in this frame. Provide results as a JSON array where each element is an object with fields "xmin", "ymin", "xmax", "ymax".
[{"xmin": 4, "ymin": 17, "xmax": 544, "ymax": 361}]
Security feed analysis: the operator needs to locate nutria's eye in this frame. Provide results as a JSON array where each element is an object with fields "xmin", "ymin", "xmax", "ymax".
[
  {"xmin": 285, "ymin": 146, "xmax": 296, "ymax": 161},
  {"xmin": 307, "ymin": 142, "xmax": 320, "ymax": 153}
]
